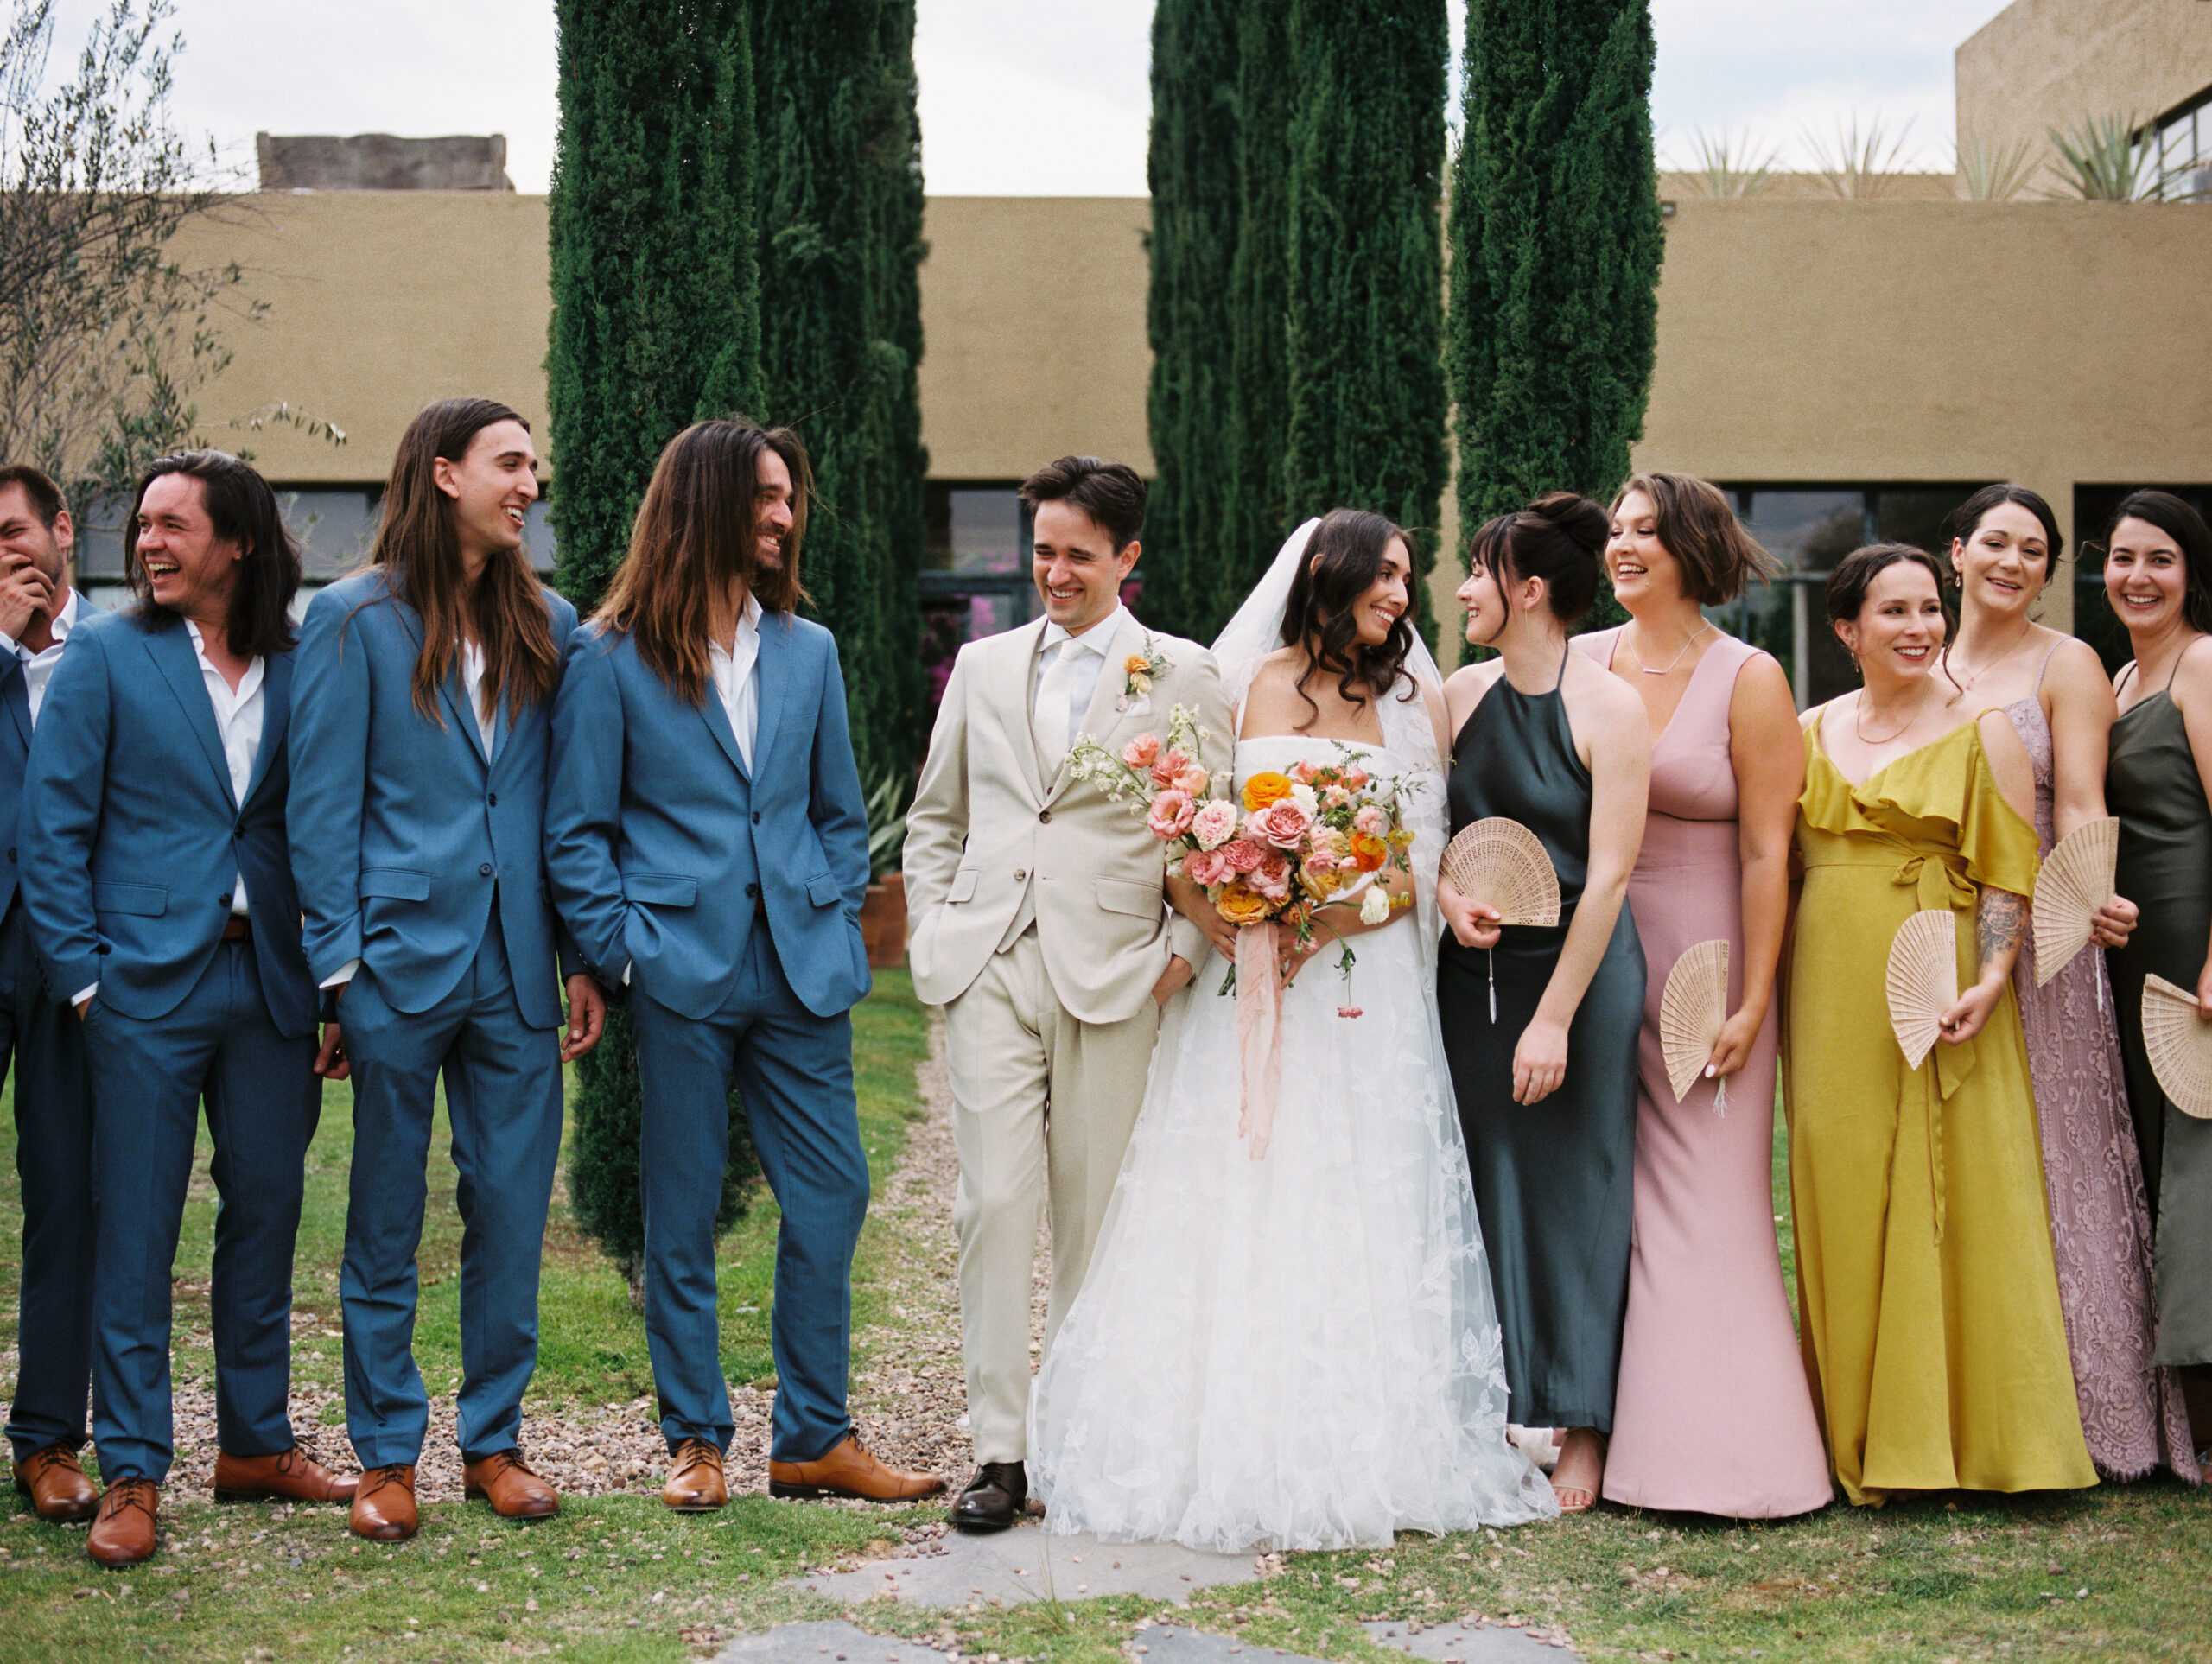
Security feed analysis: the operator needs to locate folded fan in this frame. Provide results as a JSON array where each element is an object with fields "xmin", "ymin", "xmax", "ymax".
[
  {"xmin": 1661, "ymin": 938, "xmax": 1731, "ymax": 1110},
  {"xmin": 2033, "ymin": 816, "xmax": 2119, "ymax": 987},
  {"xmin": 2141, "ymin": 973, "xmax": 2212, "ymax": 1121},
  {"xmin": 1886, "ymin": 910, "xmax": 1959, "ymax": 1070},
  {"xmin": 1440, "ymin": 817, "xmax": 1560, "ymax": 927}
]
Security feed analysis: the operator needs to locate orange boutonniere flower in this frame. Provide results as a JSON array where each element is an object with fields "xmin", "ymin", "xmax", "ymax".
[{"xmin": 1242, "ymin": 771, "xmax": 1294, "ymax": 813}]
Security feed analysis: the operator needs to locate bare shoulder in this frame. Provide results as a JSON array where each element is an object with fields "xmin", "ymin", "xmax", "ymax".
[
  {"xmin": 1730, "ymin": 645, "xmax": 1795, "ymax": 704},
  {"xmin": 2039, "ymin": 630, "xmax": 2113, "ymax": 697},
  {"xmin": 1799, "ymin": 695, "xmax": 1836, "ymax": 734},
  {"xmin": 1573, "ymin": 651, "xmax": 1645, "ymax": 721},
  {"xmin": 2169, "ymin": 636, "xmax": 2212, "ymax": 708}
]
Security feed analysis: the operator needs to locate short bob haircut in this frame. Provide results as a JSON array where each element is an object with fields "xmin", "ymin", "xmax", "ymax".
[
  {"xmin": 1466, "ymin": 492, "xmax": 1608, "ymax": 625},
  {"xmin": 1610, "ymin": 472, "xmax": 1777, "ymax": 605},
  {"xmin": 2107, "ymin": 489, "xmax": 2212, "ymax": 636},
  {"xmin": 125, "ymin": 450, "xmax": 301, "ymax": 657}
]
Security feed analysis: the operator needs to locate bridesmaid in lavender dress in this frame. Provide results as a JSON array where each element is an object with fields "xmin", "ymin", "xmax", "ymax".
[
  {"xmin": 1941, "ymin": 485, "xmax": 2198, "ymax": 1481},
  {"xmin": 1578, "ymin": 473, "xmax": 1832, "ymax": 1516}
]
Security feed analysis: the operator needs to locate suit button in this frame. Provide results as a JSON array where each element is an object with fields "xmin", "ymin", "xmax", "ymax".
[
  {"xmin": 487, "ymin": 791, "xmax": 499, "ymax": 807},
  {"xmin": 1014, "ymin": 868, "xmax": 1027, "ymax": 881},
  {"xmin": 1038, "ymin": 810, "xmax": 1052, "ymax": 824},
  {"xmin": 4, "ymin": 848, "xmax": 11, "ymax": 861},
  {"xmin": 478, "ymin": 862, "xmax": 493, "ymax": 877},
  {"xmin": 745, "ymin": 882, "xmax": 759, "ymax": 898},
  {"xmin": 752, "ymin": 811, "xmax": 761, "ymax": 824}
]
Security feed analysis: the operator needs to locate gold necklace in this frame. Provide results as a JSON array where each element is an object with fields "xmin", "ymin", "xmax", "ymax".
[
  {"xmin": 1622, "ymin": 619, "xmax": 1713, "ymax": 676},
  {"xmin": 1854, "ymin": 680, "xmax": 1933, "ymax": 746},
  {"xmin": 1943, "ymin": 619, "xmax": 2033, "ymax": 690}
]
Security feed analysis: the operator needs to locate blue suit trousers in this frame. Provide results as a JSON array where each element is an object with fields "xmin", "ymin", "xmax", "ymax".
[
  {"xmin": 337, "ymin": 912, "xmax": 561, "ymax": 1466},
  {"xmin": 632, "ymin": 929, "xmax": 868, "ymax": 1462},
  {"xmin": 2, "ymin": 900, "xmax": 94, "ymax": 1462},
  {"xmin": 84, "ymin": 939, "xmax": 319, "ymax": 1482}
]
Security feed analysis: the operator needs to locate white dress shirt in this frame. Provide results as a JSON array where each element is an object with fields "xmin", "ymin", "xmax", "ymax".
[
  {"xmin": 2, "ymin": 587, "xmax": 80, "ymax": 727},
  {"xmin": 709, "ymin": 592, "xmax": 764, "ymax": 771},
  {"xmin": 1031, "ymin": 601, "xmax": 1125, "ymax": 759},
  {"xmin": 461, "ymin": 638, "xmax": 498, "ymax": 758},
  {"xmin": 81, "ymin": 621, "xmax": 263, "ymax": 1010}
]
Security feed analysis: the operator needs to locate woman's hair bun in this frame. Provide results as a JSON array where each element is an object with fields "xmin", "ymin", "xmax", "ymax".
[{"xmin": 1524, "ymin": 490, "xmax": 1608, "ymax": 557}]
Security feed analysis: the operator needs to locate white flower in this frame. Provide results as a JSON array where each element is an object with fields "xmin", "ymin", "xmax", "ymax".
[
  {"xmin": 1289, "ymin": 784, "xmax": 1319, "ymax": 816},
  {"xmin": 1359, "ymin": 885, "xmax": 1391, "ymax": 926}
]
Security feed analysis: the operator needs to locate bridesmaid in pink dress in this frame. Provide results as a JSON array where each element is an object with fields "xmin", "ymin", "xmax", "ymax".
[{"xmin": 1578, "ymin": 473, "xmax": 1832, "ymax": 1516}]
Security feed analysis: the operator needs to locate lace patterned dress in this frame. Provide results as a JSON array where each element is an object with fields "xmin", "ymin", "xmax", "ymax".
[
  {"xmin": 2005, "ymin": 675, "xmax": 2199, "ymax": 1482},
  {"xmin": 1028, "ymin": 733, "xmax": 1557, "ymax": 1550}
]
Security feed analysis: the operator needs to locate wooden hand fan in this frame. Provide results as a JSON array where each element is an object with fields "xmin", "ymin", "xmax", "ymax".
[
  {"xmin": 2141, "ymin": 973, "xmax": 2212, "ymax": 1120},
  {"xmin": 1661, "ymin": 938, "xmax": 1731, "ymax": 1112},
  {"xmin": 1886, "ymin": 910, "xmax": 1959, "ymax": 1070},
  {"xmin": 2033, "ymin": 816, "xmax": 2120, "ymax": 988},
  {"xmin": 1441, "ymin": 818, "xmax": 1560, "ymax": 927}
]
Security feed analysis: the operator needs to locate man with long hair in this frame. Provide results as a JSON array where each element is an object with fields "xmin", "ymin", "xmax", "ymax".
[
  {"xmin": 289, "ymin": 399, "xmax": 605, "ymax": 1544},
  {"xmin": 22, "ymin": 451, "xmax": 353, "ymax": 1567},
  {"xmin": 0, "ymin": 466, "xmax": 99, "ymax": 1526},
  {"xmin": 547, "ymin": 417, "xmax": 939, "ymax": 1509}
]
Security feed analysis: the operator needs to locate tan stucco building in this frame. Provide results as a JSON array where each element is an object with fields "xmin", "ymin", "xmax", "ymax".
[{"xmin": 104, "ymin": 0, "xmax": 2212, "ymax": 708}]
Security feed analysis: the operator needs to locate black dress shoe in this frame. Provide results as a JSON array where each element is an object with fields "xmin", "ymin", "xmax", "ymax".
[{"xmin": 950, "ymin": 1460, "xmax": 1027, "ymax": 1533}]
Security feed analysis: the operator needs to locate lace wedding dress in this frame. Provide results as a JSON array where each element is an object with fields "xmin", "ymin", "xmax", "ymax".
[{"xmin": 1027, "ymin": 523, "xmax": 1556, "ymax": 1551}]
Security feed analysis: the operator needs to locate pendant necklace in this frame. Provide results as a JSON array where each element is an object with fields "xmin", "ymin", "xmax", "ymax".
[
  {"xmin": 1944, "ymin": 619, "xmax": 2032, "ymax": 692},
  {"xmin": 1623, "ymin": 619, "xmax": 1713, "ymax": 676},
  {"xmin": 1854, "ymin": 680, "xmax": 1933, "ymax": 746}
]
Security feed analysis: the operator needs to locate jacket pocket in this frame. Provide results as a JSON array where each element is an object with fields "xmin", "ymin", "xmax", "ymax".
[
  {"xmin": 805, "ymin": 873, "xmax": 842, "ymax": 908},
  {"xmin": 359, "ymin": 867, "xmax": 433, "ymax": 902},
  {"xmin": 1094, "ymin": 875, "xmax": 1160, "ymax": 919},
  {"xmin": 948, "ymin": 870, "xmax": 978, "ymax": 905},
  {"xmin": 626, "ymin": 872, "xmax": 699, "ymax": 907},
  {"xmin": 92, "ymin": 882, "xmax": 166, "ymax": 917}
]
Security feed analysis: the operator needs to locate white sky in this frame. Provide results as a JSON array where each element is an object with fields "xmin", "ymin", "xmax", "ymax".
[{"xmin": 36, "ymin": 0, "xmax": 2015, "ymax": 194}]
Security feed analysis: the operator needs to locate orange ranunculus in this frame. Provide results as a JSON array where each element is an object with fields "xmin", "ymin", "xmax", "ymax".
[
  {"xmin": 1213, "ymin": 879, "xmax": 1275, "ymax": 925},
  {"xmin": 1348, "ymin": 830, "xmax": 1389, "ymax": 873},
  {"xmin": 1242, "ymin": 771, "xmax": 1294, "ymax": 813}
]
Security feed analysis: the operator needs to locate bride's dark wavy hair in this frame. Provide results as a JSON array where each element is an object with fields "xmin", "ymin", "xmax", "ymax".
[{"xmin": 1277, "ymin": 508, "xmax": 1419, "ymax": 731}]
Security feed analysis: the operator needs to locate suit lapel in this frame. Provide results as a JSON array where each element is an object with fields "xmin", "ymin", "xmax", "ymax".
[
  {"xmin": 386, "ymin": 590, "xmax": 489, "ymax": 770},
  {"xmin": 999, "ymin": 619, "xmax": 1049, "ymax": 804},
  {"xmin": 241, "ymin": 649, "xmax": 290, "ymax": 808},
  {"xmin": 0, "ymin": 660, "xmax": 27, "ymax": 755},
  {"xmin": 749, "ymin": 615, "xmax": 785, "ymax": 784},
  {"xmin": 144, "ymin": 625, "xmax": 236, "ymax": 807},
  {"xmin": 696, "ymin": 668, "xmax": 747, "ymax": 780},
  {"xmin": 1046, "ymin": 613, "xmax": 1140, "ymax": 805}
]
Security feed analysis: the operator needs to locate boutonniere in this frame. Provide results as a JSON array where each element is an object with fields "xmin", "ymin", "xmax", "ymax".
[{"xmin": 1118, "ymin": 639, "xmax": 1171, "ymax": 709}]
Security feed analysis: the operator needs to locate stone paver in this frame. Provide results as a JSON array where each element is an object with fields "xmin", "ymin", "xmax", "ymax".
[
  {"xmin": 715, "ymin": 1621, "xmax": 957, "ymax": 1664},
  {"xmin": 1362, "ymin": 1616, "xmax": 1577, "ymax": 1661},
  {"xmin": 797, "ymin": 1520, "xmax": 1263, "ymax": 1608}
]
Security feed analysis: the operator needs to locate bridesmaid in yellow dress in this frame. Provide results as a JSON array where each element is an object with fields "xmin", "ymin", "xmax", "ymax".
[{"xmin": 1787, "ymin": 543, "xmax": 2095, "ymax": 1506}]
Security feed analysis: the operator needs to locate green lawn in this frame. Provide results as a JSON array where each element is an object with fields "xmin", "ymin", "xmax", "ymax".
[{"xmin": 4, "ymin": 1000, "xmax": 2211, "ymax": 1663}]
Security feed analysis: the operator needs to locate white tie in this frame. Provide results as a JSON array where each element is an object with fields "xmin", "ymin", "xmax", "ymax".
[{"xmin": 1035, "ymin": 640, "xmax": 1080, "ymax": 765}]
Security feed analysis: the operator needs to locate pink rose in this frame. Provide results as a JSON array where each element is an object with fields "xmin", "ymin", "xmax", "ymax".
[
  {"xmin": 1352, "ymin": 803, "xmax": 1387, "ymax": 837},
  {"xmin": 1147, "ymin": 789, "xmax": 1196, "ymax": 841},
  {"xmin": 1191, "ymin": 798, "xmax": 1240, "ymax": 850},
  {"xmin": 1289, "ymin": 760, "xmax": 1319, "ymax": 785},
  {"xmin": 1324, "ymin": 784, "xmax": 1351, "ymax": 809},
  {"xmin": 1182, "ymin": 847, "xmax": 1230, "ymax": 887},
  {"xmin": 1220, "ymin": 837, "xmax": 1264, "ymax": 874},
  {"xmin": 1251, "ymin": 850, "xmax": 1293, "ymax": 899},
  {"xmin": 1150, "ymin": 748, "xmax": 1192, "ymax": 788},
  {"xmin": 1344, "ymin": 768, "xmax": 1370, "ymax": 791},
  {"xmin": 1122, "ymin": 733, "xmax": 1161, "ymax": 771},
  {"xmin": 1173, "ymin": 764, "xmax": 1209, "ymax": 797},
  {"xmin": 1254, "ymin": 798, "xmax": 1313, "ymax": 850}
]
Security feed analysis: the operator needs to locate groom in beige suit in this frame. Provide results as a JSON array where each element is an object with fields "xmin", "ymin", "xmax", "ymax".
[{"xmin": 905, "ymin": 456, "xmax": 1231, "ymax": 1531}]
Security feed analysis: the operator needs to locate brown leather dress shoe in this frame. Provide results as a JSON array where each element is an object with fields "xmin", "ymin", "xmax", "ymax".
[
  {"xmin": 86, "ymin": 1477, "xmax": 159, "ymax": 1568},
  {"xmin": 213, "ymin": 1445, "xmax": 359, "ymax": 1504},
  {"xmin": 349, "ymin": 1464, "xmax": 418, "ymax": 1541},
  {"xmin": 13, "ymin": 1445, "xmax": 97, "ymax": 1522},
  {"xmin": 767, "ymin": 1432, "xmax": 944, "ymax": 1502},
  {"xmin": 661, "ymin": 1438, "xmax": 728, "ymax": 1512},
  {"xmin": 463, "ymin": 1450, "xmax": 559, "ymax": 1519}
]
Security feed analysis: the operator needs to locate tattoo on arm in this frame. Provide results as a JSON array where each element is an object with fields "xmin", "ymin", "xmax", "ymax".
[{"xmin": 1977, "ymin": 889, "xmax": 2024, "ymax": 968}]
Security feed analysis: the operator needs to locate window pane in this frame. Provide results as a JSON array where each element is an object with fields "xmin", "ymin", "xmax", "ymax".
[
  {"xmin": 280, "ymin": 489, "xmax": 377, "ymax": 579},
  {"xmin": 1875, "ymin": 487, "xmax": 1976, "ymax": 556}
]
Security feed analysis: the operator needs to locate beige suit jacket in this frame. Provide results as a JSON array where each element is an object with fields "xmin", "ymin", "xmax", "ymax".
[{"xmin": 905, "ymin": 612, "xmax": 1233, "ymax": 1025}]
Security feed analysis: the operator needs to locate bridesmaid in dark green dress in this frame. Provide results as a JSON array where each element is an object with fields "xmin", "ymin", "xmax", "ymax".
[
  {"xmin": 1437, "ymin": 494, "xmax": 1651, "ymax": 1512},
  {"xmin": 2103, "ymin": 490, "xmax": 2212, "ymax": 1371}
]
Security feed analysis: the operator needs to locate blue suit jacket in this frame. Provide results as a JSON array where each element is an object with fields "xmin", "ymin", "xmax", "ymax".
[
  {"xmin": 287, "ymin": 568, "xmax": 579, "ymax": 1031},
  {"xmin": 544, "ymin": 613, "xmax": 871, "ymax": 1023},
  {"xmin": 21, "ymin": 607, "xmax": 316, "ymax": 1038},
  {"xmin": 0, "ymin": 593, "xmax": 100, "ymax": 924}
]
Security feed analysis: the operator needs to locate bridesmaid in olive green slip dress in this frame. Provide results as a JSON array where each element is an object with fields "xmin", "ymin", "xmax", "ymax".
[
  {"xmin": 2103, "ymin": 491, "xmax": 2212, "ymax": 1372},
  {"xmin": 1437, "ymin": 495, "xmax": 1650, "ymax": 1514}
]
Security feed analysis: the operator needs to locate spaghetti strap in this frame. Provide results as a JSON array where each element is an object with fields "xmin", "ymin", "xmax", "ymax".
[
  {"xmin": 1551, "ymin": 641, "xmax": 1572, "ymax": 695},
  {"xmin": 2165, "ymin": 635, "xmax": 2211, "ymax": 692},
  {"xmin": 2118, "ymin": 661, "xmax": 2139, "ymax": 699},
  {"xmin": 2031, "ymin": 638, "xmax": 2062, "ymax": 697}
]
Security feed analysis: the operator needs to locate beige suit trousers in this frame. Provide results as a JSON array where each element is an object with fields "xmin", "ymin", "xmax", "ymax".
[{"xmin": 944, "ymin": 923, "xmax": 1159, "ymax": 1463}]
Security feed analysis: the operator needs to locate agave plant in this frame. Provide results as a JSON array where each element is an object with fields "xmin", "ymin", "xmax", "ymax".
[
  {"xmin": 1955, "ymin": 132, "xmax": 2037, "ymax": 201},
  {"xmin": 1681, "ymin": 128, "xmax": 1783, "ymax": 198},
  {"xmin": 864, "ymin": 765, "xmax": 913, "ymax": 883},
  {"xmin": 2044, "ymin": 111, "xmax": 2159, "ymax": 200},
  {"xmin": 1802, "ymin": 113, "xmax": 1918, "ymax": 200}
]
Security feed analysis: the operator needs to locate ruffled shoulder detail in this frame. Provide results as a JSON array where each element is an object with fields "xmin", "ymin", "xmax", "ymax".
[{"xmin": 1799, "ymin": 719, "xmax": 2040, "ymax": 897}]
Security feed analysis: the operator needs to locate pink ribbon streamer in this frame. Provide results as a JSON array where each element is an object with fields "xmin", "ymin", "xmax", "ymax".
[{"xmin": 1235, "ymin": 925, "xmax": 1285, "ymax": 1160}]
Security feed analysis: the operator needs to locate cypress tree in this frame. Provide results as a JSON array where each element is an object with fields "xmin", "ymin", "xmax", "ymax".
[
  {"xmin": 1281, "ymin": 0, "xmax": 1452, "ymax": 643},
  {"xmin": 1448, "ymin": 0, "xmax": 1662, "ymax": 549},
  {"xmin": 1138, "ymin": 0, "xmax": 1243, "ymax": 644},
  {"xmin": 546, "ymin": 0, "xmax": 765, "ymax": 1292},
  {"xmin": 753, "ymin": 0, "xmax": 927, "ymax": 785}
]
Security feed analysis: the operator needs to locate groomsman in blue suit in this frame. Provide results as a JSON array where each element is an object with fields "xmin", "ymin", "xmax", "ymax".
[
  {"xmin": 22, "ymin": 451, "xmax": 355, "ymax": 1567},
  {"xmin": 0, "ymin": 466, "xmax": 97, "ymax": 1524},
  {"xmin": 289, "ymin": 399, "xmax": 606, "ymax": 1543},
  {"xmin": 546, "ymin": 418, "xmax": 939, "ymax": 1510}
]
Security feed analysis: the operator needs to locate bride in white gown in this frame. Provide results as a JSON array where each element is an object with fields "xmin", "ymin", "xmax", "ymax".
[{"xmin": 1029, "ymin": 511, "xmax": 1557, "ymax": 1551}]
